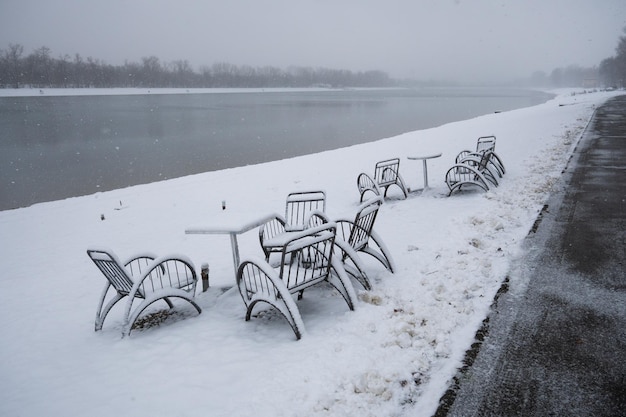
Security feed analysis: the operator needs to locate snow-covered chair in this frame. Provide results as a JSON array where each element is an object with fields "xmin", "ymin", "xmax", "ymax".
[
  {"xmin": 357, "ymin": 158, "xmax": 408, "ymax": 202},
  {"xmin": 284, "ymin": 190, "xmax": 326, "ymax": 232},
  {"xmin": 237, "ymin": 223, "xmax": 357, "ymax": 340},
  {"xmin": 334, "ymin": 196, "xmax": 395, "ymax": 290},
  {"xmin": 456, "ymin": 136, "xmax": 506, "ymax": 177},
  {"xmin": 445, "ymin": 150, "xmax": 500, "ymax": 195},
  {"xmin": 476, "ymin": 135, "xmax": 496, "ymax": 153},
  {"xmin": 458, "ymin": 150, "xmax": 500, "ymax": 186},
  {"xmin": 357, "ymin": 172, "xmax": 381, "ymax": 202},
  {"xmin": 87, "ymin": 248, "xmax": 201, "ymax": 336},
  {"xmin": 258, "ymin": 190, "xmax": 327, "ymax": 261}
]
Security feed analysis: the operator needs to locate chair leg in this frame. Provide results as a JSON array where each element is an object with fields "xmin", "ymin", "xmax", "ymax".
[
  {"xmin": 238, "ymin": 261, "xmax": 306, "ymax": 340},
  {"xmin": 335, "ymin": 239, "xmax": 371, "ymax": 290},
  {"xmin": 364, "ymin": 229, "xmax": 396, "ymax": 273},
  {"xmin": 327, "ymin": 257, "xmax": 358, "ymax": 311},
  {"xmin": 95, "ymin": 292, "xmax": 125, "ymax": 331},
  {"xmin": 397, "ymin": 174, "xmax": 409, "ymax": 198}
]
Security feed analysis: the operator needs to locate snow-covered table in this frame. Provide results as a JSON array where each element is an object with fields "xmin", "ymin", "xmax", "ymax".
[
  {"xmin": 185, "ymin": 212, "xmax": 279, "ymax": 280},
  {"xmin": 407, "ymin": 153, "xmax": 442, "ymax": 191}
]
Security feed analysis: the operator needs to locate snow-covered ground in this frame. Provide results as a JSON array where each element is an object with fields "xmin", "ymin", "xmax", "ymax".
[{"xmin": 0, "ymin": 88, "xmax": 620, "ymax": 417}]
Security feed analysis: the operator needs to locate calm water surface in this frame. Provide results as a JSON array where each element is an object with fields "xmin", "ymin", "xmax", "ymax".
[{"xmin": 0, "ymin": 88, "xmax": 552, "ymax": 210}]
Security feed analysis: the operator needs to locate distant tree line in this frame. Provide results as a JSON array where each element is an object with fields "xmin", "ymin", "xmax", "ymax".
[
  {"xmin": 3, "ymin": 34, "xmax": 626, "ymax": 90},
  {"xmin": 599, "ymin": 27, "xmax": 626, "ymax": 88},
  {"xmin": 525, "ymin": 65, "xmax": 600, "ymax": 88},
  {"xmin": 0, "ymin": 44, "xmax": 392, "ymax": 89},
  {"xmin": 512, "ymin": 26, "xmax": 626, "ymax": 90}
]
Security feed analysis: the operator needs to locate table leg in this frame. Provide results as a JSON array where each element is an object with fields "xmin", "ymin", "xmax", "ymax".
[
  {"xmin": 422, "ymin": 159, "xmax": 429, "ymax": 189},
  {"xmin": 229, "ymin": 233, "xmax": 240, "ymax": 276}
]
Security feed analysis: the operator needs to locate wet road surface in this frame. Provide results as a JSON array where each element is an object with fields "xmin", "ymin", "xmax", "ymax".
[{"xmin": 435, "ymin": 95, "xmax": 626, "ymax": 416}]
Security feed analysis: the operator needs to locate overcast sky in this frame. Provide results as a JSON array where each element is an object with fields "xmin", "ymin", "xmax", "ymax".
[{"xmin": 1, "ymin": 0, "xmax": 624, "ymax": 84}]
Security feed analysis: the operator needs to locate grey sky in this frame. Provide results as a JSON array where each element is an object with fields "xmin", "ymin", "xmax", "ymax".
[{"xmin": 1, "ymin": 0, "xmax": 624, "ymax": 84}]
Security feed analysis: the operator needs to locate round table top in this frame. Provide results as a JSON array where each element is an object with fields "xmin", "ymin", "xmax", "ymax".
[{"xmin": 407, "ymin": 153, "xmax": 442, "ymax": 160}]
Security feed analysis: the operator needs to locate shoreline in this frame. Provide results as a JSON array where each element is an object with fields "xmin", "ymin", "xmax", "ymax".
[
  {"xmin": 1, "ymin": 87, "xmax": 557, "ymax": 211},
  {"xmin": 0, "ymin": 85, "xmax": 553, "ymax": 98}
]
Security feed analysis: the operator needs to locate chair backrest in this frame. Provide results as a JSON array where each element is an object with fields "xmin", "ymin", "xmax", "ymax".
[
  {"xmin": 284, "ymin": 190, "xmax": 326, "ymax": 232},
  {"xmin": 455, "ymin": 150, "xmax": 471, "ymax": 164},
  {"xmin": 477, "ymin": 150, "xmax": 494, "ymax": 171},
  {"xmin": 348, "ymin": 197, "xmax": 382, "ymax": 251},
  {"xmin": 476, "ymin": 136, "xmax": 496, "ymax": 153},
  {"xmin": 278, "ymin": 223, "xmax": 336, "ymax": 292},
  {"xmin": 374, "ymin": 158, "xmax": 401, "ymax": 186},
  {"xmin": 87, "ymin": 249, "xmax": 141, "ymax": 297}
]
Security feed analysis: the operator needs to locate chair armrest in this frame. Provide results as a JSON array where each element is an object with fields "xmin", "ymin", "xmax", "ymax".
[
  {"xmin": 123, "ymin": 252, "xmax": 158, "ymax": 265},
  {"xmin": 129, "ymin": 255, "xmax": 198, "ymax": 298},
  {"xmin": 259, "ymin": 215, "xmax": 287, "ymax": 242},
  {"xmin": 237, "ymin": 256, "xmax": 291, "ymax": 302},
  {"xmin": 334, "ymin": 218, "xmax": 355, "ymax": 242},
  {"xmin": 123, "ymin": 252, "xmax": 159, "ymax": 277},
  {"xmin": 455, "ymin": 149, "xmax": 473, "ymax": 164},
  {"xmin": 305, "ymin": 209, "xmax": 330, "ymax": 228}
]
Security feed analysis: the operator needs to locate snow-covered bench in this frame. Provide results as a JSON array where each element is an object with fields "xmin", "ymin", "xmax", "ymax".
[
  {"xmin": 237, "ymin": 223, "xmax": 357, "ymax": 340},
  {"xmin": 357, "ymin": 158, "xmax": 409, "ymax": 202},
  {"xmin": 87, "ymin": 248, "xmax": 201, "ymax": 336}
]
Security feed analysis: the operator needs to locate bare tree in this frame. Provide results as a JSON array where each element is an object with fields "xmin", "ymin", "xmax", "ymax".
[
  {"xmin": 1, "ymin": 43, "xmax": 24, "ymax": 88},
  {"xmin": 0, "ymin": 43, "xmax": 394, "ymax": 89}
]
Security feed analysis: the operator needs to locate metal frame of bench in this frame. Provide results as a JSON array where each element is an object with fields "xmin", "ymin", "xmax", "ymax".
[
  {"xmin": 237, "ymin": 223, "xmax": 356, "ymax": 340},
  {"xmin": 87, "ymin": 248, "xmax": 201, "ymax": 336}
]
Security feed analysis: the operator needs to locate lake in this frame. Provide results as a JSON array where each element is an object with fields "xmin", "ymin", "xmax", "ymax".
[{"xmin": 0, "ymin": 87, "xmax": 552, "ymax": 210}]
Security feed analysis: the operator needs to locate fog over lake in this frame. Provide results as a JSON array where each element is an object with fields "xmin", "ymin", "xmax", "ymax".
[{"xmin": 0, "ymin": 88, "xmax": 552, "ymax": 210}]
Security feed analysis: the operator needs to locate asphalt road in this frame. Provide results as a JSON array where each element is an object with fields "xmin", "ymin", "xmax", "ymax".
[{"xmin": 434, "ymin": 94, "xmax": 626, "ymax": 416}]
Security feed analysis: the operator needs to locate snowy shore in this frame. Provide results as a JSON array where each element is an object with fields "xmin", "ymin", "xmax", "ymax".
[{"xmin": 0, "ymin": 88, "xmax": 621, "ymax": 417}]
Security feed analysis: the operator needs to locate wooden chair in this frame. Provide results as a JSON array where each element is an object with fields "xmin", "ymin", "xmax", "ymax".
[
  {"xmin": 87, "ymin": 248, "xmax": 201, "ymax": 336},
  {"xmin": 357, "ymin": 158, "xmax": 408, "ymax": 202},
  {"xmin": 237, "ymin": 223, "xmax": 357, "ymax": 340}
]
